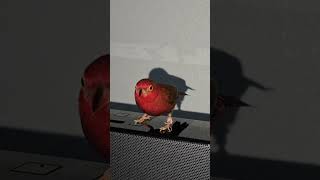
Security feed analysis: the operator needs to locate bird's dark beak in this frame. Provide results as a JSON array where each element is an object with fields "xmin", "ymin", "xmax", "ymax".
[{"xmin": 92, "ymin": 86, "xmax": 104, "ymax": 112}]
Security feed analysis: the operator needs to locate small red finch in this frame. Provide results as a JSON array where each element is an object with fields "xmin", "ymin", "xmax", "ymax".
[
  {"xmin": 79, "ymin": 55, "xmax": 110, "ymax": 161},
  {"xmin": 134, "ymin": 78, "xmax": 185, "ymax": 133}
]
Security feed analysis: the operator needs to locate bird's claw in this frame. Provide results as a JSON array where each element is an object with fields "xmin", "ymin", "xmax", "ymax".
[
  {"xmin": 133, "ymin": 119, "xmax": 140, "ymax": 125},
  {"xmin": 134, "ymin": 119, "xmax": 145, "ymax": 125},
  {"xmin": 159, "ymin": 123, "xmax": 173, "ymax": 134},
  {"xmin": 134, "ymin": 116, "xmax": 151, "ymax": 125}
]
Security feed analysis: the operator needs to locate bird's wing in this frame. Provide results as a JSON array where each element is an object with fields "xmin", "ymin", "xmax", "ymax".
[{"xmin": 159, "ymin": 84, "xmax": 178, "ymax": 105}]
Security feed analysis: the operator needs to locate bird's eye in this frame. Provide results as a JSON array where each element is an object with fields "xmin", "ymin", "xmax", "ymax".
[
  {"xmin": 81, "ymin": 77, "xmax": 85, "ymax": 86},
  {"xmin": 148, "ymin": 85, "xmax": 153, "ymax": 91}
]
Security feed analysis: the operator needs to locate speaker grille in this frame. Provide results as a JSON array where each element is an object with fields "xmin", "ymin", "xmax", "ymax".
[{"xmin": 111, "ymin": 131, "xmax": 210, "ymax": 180}]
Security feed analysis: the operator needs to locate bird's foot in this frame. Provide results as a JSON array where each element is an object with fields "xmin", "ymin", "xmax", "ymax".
[
  {"xmin": 160, "ymin": 116, "xmax": 173, "ymax": 134},
  {"xmin": 134, "ymin": 114, "xmax": 151, "ymax": 125},
  {"xmin": 159, "ymin": 123, "xmax": 173, "ymax": 134}
]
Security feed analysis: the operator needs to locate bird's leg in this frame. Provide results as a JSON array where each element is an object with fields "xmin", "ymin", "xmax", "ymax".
[
  {"xmin": 160, "ymin": 112, "xmax": 174, "ymax": 133},
  {"xmin": 134, "ymin": 113, "xmax": 152, "ymax": 124}
]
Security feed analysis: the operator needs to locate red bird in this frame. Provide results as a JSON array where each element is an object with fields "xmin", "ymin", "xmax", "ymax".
[
  {"xmin": 134, "ymin": 78, "xmax": 184, "ymax": 133},
  {"xmin": 78, "ymin": 55, "xmax": 110, "ymax": 161}
]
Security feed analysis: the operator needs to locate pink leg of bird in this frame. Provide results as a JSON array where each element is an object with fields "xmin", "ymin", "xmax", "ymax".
[
  {"xmin": 160, "ymin": 112, "xmax": 174, "ymax": 133},
  {"xmin": 134, "ymin": 113, "xmax": 152, "ymax": 124}
]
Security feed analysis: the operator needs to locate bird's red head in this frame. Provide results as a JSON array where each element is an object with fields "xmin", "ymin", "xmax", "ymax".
[
  {"xmin": 135, "ymin": 79, "xmax": 159, "ymax": 102},
  {"xmin": 79, "ymin": 54, "xmax": 110, "ymax": 161}
]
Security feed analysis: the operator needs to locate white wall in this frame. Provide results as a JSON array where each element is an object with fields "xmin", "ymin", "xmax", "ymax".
[
  {"xmin": 110, "ymin": 0, "xmax": 210, "ymax": 114},
  {"xmin": 0, "ymin": 0, "xmax": 106, "ymax": 136}
]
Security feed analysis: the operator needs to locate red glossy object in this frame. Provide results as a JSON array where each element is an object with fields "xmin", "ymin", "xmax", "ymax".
[{"xmin": 79, "ymin": 55, "xmax": 110, "ymax": 161}]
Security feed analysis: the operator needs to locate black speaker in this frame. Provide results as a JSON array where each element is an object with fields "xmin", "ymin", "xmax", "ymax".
[{"xmin": 110, "ymin": 108, "xmax": 210, "ymax": 180}]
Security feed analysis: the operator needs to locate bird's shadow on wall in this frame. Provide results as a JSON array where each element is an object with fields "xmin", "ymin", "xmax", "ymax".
[
  {"xmin": 211, "ymin": 47, "xmax": 320, "ymax": 179},
  {"xmin": 211, "ymin": 47, "xmax": 278, "ymax": 179},
  {"xmin": 211, "ymin": 47, "xmax": 271, "ymax": 157}
]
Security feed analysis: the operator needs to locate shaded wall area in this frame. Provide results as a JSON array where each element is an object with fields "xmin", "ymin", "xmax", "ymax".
[
  {"xmin": 0, "ymin": 0, "xmax": 107, "ymax": 162},
  {"xmin": 212, "ymin": 0, "xmax": 320, "ymax": 179}
]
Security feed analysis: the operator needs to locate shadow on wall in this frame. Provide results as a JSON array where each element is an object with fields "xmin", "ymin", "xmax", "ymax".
[
  {"xmin": 148, "ymin": 68, "xmax": 194, "ymax": 111},
  {"xmin": 211, "ymin": 48, "xmax": 320, "ymax": 179},
  {"xmin": 211, "ymin": 47, "xmax": 270, "ymax": 155}
]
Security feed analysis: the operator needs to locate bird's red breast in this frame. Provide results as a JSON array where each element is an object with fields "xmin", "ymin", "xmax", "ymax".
[
  {"xmin": 134, "ymin": 79, "xmax": 178, "ymax": 116},
  {"xmin": 79, "ymin": 55, "xmax": 110, "ymax": 161}
]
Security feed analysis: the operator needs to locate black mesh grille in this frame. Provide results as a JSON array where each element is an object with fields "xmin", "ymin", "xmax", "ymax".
[{"xmin": 111, "ymin": 131, "xmax": 210, "ymax": 180}]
